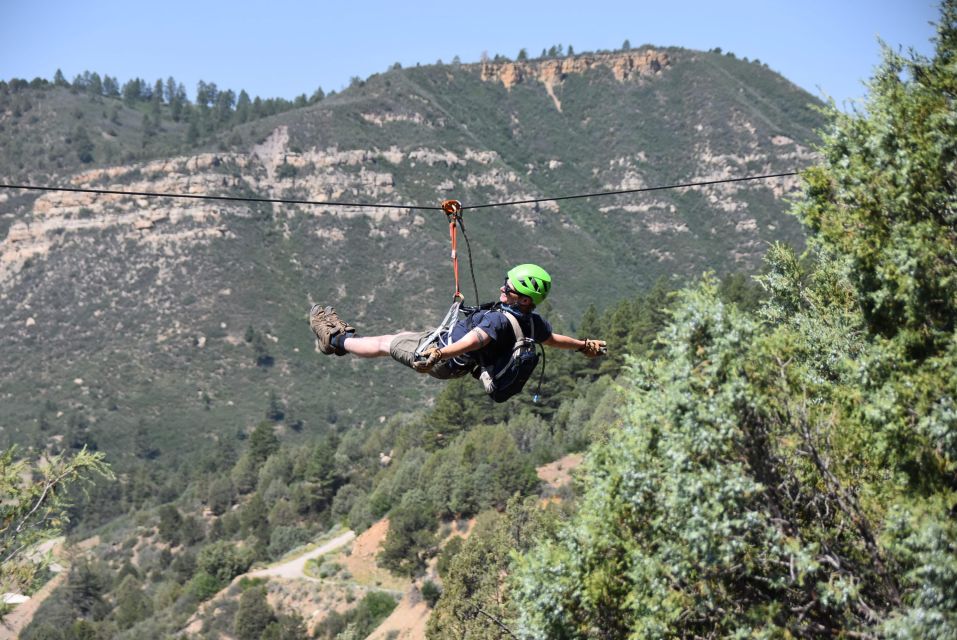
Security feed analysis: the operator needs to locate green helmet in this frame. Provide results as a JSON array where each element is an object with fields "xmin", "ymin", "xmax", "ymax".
[{"xmin": 507, "ymin": 264, "xmax": 552, "ymax": 305}]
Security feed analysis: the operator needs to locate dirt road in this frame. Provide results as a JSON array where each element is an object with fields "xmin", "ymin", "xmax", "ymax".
[{"xmin": 248, "ymin": 530, "xmax": 356, "ymax": 581}]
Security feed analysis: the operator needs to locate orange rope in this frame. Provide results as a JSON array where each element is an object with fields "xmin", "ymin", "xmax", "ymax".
[
  {"xmin": 442, "ymin": 200, "xmax": 463, "ymax": 298},
  {"xmin": 450, "ymin": 218, "xmax": 461, "ymax": 296}
]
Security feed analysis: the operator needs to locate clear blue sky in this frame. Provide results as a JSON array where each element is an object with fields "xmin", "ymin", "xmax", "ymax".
[{"xmin": 1, "ymin": 0, "xmax": 941, "ymax": 109}]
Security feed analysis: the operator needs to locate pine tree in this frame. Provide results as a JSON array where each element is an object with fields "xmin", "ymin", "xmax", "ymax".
[
  {"xmin": 512, "ymin": 4, "xmax": 957, "ymax": 637},
  {"xmin": 234, "ymin": 586, "xmax": 276, "ymax": 640},
  {"xmin": 113, "ymin": 575, "xmax": 152, "ymax": 630},
  {"xmin": 248, "ymin": 421, "xmax": 279, "ymax": 464}
]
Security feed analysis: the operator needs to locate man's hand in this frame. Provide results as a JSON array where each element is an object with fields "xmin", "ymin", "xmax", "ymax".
[
  {"xmin": 577, "ymin": 339, "xmax": 607, "ymax": 358},
  {"xmin": 412, "ymin": 347, "xmax": 445, "ymax": 372}
]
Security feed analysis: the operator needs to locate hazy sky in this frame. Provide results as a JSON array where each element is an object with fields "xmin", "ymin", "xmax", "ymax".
[{"xmin": 1, "ymin": 0, "xmax": 941, "ymax": 109}]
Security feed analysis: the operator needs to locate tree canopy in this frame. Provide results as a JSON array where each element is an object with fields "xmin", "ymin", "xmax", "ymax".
[{"xmin": 508, "ymin": 4, "xmax": 957, "ymax": 637}]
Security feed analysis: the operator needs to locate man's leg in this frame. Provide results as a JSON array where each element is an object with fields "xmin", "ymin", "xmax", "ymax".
[{"xmin": 341, "ymin": 334, "xmax": 397, "ymax": 358}]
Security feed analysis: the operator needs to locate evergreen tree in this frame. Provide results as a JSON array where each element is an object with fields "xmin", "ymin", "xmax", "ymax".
[
  {"xmin": 303, "ymin": 433, "xmax": 340, "ymax": 511},
  {"xmin": 241, "ymin": 492, "xmax": 270, "ymax": 544},
  {"xmin": 121, "ymin": 78, "xmax": 142, "ymax": 105},
  {"xmin": 164, "ymin": 76, "xmax": 177, "ymax": 103},
  {"xmin": 512, "ymin": 5, "xmax": 957, "ymax": 637},
  {"xmin": 378, "ymin": 489, "xmax": 435, "ymax": 576},
  {"xmin": 87, "ymin": 72, "xmax": 102, "ymax": 96},
  {"xmin": 196, "ymin": 540, "xmax": 253, "ymax": 584},
  {"xmin": 236, "ymin": 89, "xmax": 251, "ymax": 123},
  {"xmin": 170, "ymin": 82, "xmax": 187, "ymax": 121},
  {"xmin": 102, "ymin": 75, "xmax": 119, "ymax": 97},
  {"xmin": 428, "ymin": 497, "xmax": 553, "ymax": 639},
  {"xmin": 248, "ymin": 421, "xmax": 279, "ymax": 464},
  {"xmin": 234, "ymin": 586, "xmax": 276, "ymax": 640},
  {"xmin": 71, "ymin": 125, "xmax": 95, "ymax": 164},
  {"xmin": 156, "ymin": 504, "xmax": 183, "ymax": 546},
  {"xmin": 207, "ymin": 476, "xmax": 234, "ymax": 515},
  {"xmin": 265, "ymin": 391, "xmax": 285, "ymax": 422},
  {"xmin": 113, "ymin": 575, "xmax": 152, "ymax": 630}
]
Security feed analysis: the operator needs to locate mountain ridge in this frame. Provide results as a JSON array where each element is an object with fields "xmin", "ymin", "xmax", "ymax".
[{"xmin": 0, "ymin": 46, "xmax": 824, "ymax": 468}]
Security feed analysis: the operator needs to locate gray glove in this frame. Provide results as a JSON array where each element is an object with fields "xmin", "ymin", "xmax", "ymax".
[
  {"xmin": 577, "ymin": 339, "xmax": 607, "ymax": 358},
  {"xmin": 412, "ymin": 347, "xmax": 445, "ymax": 373}
]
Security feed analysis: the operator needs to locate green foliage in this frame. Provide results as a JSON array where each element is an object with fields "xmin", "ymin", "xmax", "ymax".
[
  {"xmin": 797, "ymin": 47, "xmax": 957, "ymax": 351},
  {"xmin": 196, "ymin": 540, "xmax": 254, "ymax": 585},
  {"xmin": 422, "ymin": 423, "xmax": 539, "ymax": 517},
  {"xmin": 156, "ymin": 504, "xmax": 183, "ymax": 545},
  {"xmin": 207, "ymin": 476, "xmax": 235, "ymax": 515},
  {"xmin": 248, "ymin": 421, "xmax": 280, "ymax": 464},
  {"xmin": 234, "ymin": 585, "xmax": 276, "ymax": 640},
  {"xmin": 314, "ymin": 591, "xmax": 398, "ymax": 639},
  {"xmin": 378, "ymin": 489, "xmax": 436, "ymax": 577},
  {"xmin": 261, "ymin": 612, "xmax": 309, "ymax": 640},
  {"xmin": 113, "ymin": 574, "xmax": 152, "ymax": 630},
  {"xmin": 186, "ymin": 570, "xmax": 222, "ymax": 602},
  {"xmin": 428, "ymin": 497, "xmax": 556, "ymax": 639},
  {"xmin": 0, "ymin": 446, "xmax": 112, "ymax": 599},
  {"xmin": 511, "ymin": 6, "xmax": 957, "ymax": 637},
  {"xmin": 421, "ymin": 579, "xmax": 442, "ymax": 608},
  {"xmin": 5, "ymin": 32, "xmax": 837, "ymax": 638}
]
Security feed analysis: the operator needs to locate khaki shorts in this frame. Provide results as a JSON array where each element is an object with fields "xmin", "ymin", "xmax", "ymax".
[{"xmin": 389, "ymin": 331, "xmax": 473, "ymax": 380}]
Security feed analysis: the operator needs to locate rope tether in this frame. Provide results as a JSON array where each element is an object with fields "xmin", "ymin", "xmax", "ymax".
[{"xmin": 441, "ymin": 199, "xmax": 464, "ymax": 299}]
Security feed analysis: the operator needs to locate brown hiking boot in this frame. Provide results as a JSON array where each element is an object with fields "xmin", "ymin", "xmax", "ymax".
[{"xmin": 310, "ymin": 304, "xmax": 355, "ymax": 355}]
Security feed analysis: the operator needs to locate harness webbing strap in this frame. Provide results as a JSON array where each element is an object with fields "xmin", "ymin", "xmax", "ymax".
[{"xmin": 415, "ymin": 297, "xmax": 462, "ymax": 358}]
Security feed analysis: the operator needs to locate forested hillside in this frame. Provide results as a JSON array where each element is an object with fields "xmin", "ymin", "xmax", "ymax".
[
  {"xmin": 4, "ymin": 4, "xmax": 954, "ymax": 639},
  {"xmin": 0, "ymin": 40, "xmax": 822, "ymax": 481}
]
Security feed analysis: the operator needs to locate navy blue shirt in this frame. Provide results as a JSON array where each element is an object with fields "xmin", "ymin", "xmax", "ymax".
[{"xmin": 439, "ymin": 305, "xmax": 553, "ymax": 372}]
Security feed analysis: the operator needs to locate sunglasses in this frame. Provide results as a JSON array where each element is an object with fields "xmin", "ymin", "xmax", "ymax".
[{"xmin": 501, "ymin": 279, "xmax": 520, "ymax": 296}]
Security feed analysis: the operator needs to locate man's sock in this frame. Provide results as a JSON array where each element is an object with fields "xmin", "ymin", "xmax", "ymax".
[{"xmin": 331, "ymin": 331, "xmax": 354, "ymax": 356}]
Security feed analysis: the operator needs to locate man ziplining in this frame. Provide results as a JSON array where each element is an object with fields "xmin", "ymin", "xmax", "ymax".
[{"xmin": 309, "ymin": 263, "xmax": 607, "ymax": 401}]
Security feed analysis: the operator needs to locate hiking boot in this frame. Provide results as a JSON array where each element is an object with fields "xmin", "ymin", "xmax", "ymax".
[{"xmin": 310, "ymin": 304, "xmax": 355, "ymax": 355}]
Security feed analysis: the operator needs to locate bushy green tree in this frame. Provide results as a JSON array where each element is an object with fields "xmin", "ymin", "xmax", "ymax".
[
  {"xmin": 234, "ymin": 585, "xmax": 276, "ymax": 640},
  {"xmin": 0, "ymin": 446, "xmax": 111, "ymax": 601},
  {"xmin": 113, "ymin": 574, "xmax": 152, "ymax": 630},
  {"xmin": 196, "ymin": 540, "xmax": 253, "ymax": 585},
  {"xmin": 511, "ymin": 5, "xmax": 957, "ymax": 637},
  {"xmin": 378, "ymin": 489, "xmax": 435, "ymax": 577},
  {"xmin": 428, "ymin": 497, "xmax": 556, "ymax": 639},
  {"xmin": 156, "ymin": 504, "xmax": 183, "ymax": 546},
  {"xmin": 207, "ymin": 476, "xmax": 234, "ymax": 515},
  {"xmin": 248, "ymin": 421, "xmax": 280, "ymax": 464}
]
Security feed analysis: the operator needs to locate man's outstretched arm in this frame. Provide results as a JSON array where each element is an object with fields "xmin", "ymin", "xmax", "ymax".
[{"xmin": 544, "ymin": 333, "xmax": 607, "ymax": 357}]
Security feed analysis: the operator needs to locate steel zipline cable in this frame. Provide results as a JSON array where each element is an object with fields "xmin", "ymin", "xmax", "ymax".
[
  {"xmin": 0, "ymin": 183, "xmax": 438, "ymax": 211},
  {"xmin": 0, "ymin": 170, "xmax": 799, "ymax": 212},
  {"xmin": 461, "ymin": 171, "xmax": 799, "ymax": 210}
]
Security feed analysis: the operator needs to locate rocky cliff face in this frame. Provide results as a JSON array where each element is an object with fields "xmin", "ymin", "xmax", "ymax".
[
  {"xmin": 479, "ymin": 50, "xmax": 670, "ymax": 110},
  {"xmin": 480, "ymin": 50, "xmax": 670, "ymax": 88}
]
